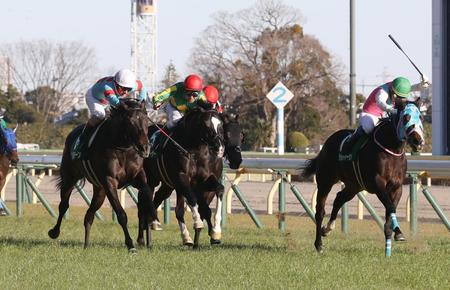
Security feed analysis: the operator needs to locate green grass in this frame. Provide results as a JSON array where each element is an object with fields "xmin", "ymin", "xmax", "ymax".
[{"xmin": 0, "ymin": 205, "xmax": 449, "ymax": 289}]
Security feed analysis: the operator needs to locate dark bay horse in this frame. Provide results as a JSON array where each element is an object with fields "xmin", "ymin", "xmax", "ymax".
[
  {"xmin": 152, "ymin": 113, "xmax": 244, "ymax": 245},
  {"xmin": 302, "ymin": 102, "xmax": 424, "ymax": 256},
  {"xmin": 140, "ymin": 108, "xmax": 228, "ymax": 248},
  {"xmin": 0, "ymin": 126, "xmax": 19, "ymax": 201},
  {"xmin": 48, "ymin": 99, "xmax": 155, "ymax": 252}
]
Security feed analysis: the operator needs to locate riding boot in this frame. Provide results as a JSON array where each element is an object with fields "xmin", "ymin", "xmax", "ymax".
[
  {"xmin": 78, "ymin": 122, "xmax": 96, "ymax": 159},
  {"xmin": 343, "ymin": 126, "xmax": 366, "ymax": 156}
]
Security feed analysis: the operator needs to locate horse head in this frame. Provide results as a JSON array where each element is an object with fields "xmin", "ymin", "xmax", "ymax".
[
  {"xmin": 396, "ymin": 101, "xmax": 424, "ymax": 152},
  {"xmin": 111, "ymin": 98, "xmax": 150, "ymax": 158},
  {"xmin": 222, "ymin": 113, "xmax": 243, "ymax": 169},
  {"xmin": 181, "ymin": 108, "xmax": 225, "ymax": 157}
]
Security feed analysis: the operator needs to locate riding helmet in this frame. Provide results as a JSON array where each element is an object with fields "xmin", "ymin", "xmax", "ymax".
[
  {"xmin": 392, "ymin": 77, "xmax": 411, "ymax": 98},
  {"xmin": 184, "ymin": 74, "xmax": 203, "ymax": 91}
]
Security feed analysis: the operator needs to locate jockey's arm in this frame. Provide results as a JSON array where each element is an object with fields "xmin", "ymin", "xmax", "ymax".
[
  {"xmin": 103, "ymin": 84, "xmax": 120, "ymax": 107},
  {"xmin": 152, "ymin": 84, "xmax": 178, "ymax": 109},
  {"xmin": 375, "ymin": 89, "xmax": 395, "ymax": 113},
  {"xmin": 134, "ymin": 80, "xmax": 147, "ymax": 102}
]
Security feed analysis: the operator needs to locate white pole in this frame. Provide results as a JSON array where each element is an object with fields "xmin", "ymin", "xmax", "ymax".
[{"xmin": 277, "ymin": 108, "xmax": 285, "ymax": 155}]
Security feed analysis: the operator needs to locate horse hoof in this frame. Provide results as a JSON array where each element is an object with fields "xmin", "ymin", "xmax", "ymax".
[
  {"xmin": 137, "ymin": 238, "xmax": 145, "ymax": 247},
  {"xmin": 48, "ymin": 228, "xmax": 59, "ymax": 239},
  {"xmin": 183, "ymin": 241, "xmax": 194, "ymax": 247},
  {"xmin": 193, "ymin": 244, "xmax": 199, "ymax": 250},
  {"xmin": 151, "ymin": 222, "xmax": 163, "ymax": 231},
  {"xmin": 210, "ymin": 238, "xmax": 221, "ymax": 245},
  {"xmin": 394, "ymin": 233, "xmax": 407, "ymax": 242},
  {"xmin": 210, "ymin": 231, "xmax": 222, "ymax": 240},
  {"xmin": 314, "ymin": 242, "xmax": 323, "ymax": 253},
  {"xmin": 128, "ymin": 248, "xmax": 138, "ymax": 255},
  {"xmin": 320, "ymin": 226, "xmax": 329, "ymax": 237}
]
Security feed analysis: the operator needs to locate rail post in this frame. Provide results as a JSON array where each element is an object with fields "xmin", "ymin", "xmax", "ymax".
[
  {"xmin": 220, "ymin": 169, "xmax": 226, "ymax": 228},
  {"xmin": 340, "ymin": 183, "xmax": 349, "ymax": 234},
  {"xmin": 278, "ymin": 171, "xmax": 286, "ymax": 231},
  {"xmin": 15, "ymin": 166, "xmax": 23, "ymax": 217},
  {"xmin": 163, "ymin": 198, "xmax": 170, "ymax": 224},
  {"xmin": 409, "ymin": 172, "xmax": 418, "ymax": 235}
]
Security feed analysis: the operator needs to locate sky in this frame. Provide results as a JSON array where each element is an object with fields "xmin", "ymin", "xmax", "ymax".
[{"xmin": 0, "ymin": 0, "xmax": 431, "ymax": 96}]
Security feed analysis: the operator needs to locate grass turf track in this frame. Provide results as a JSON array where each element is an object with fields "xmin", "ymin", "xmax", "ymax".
[{"xmin": 0, "ymin": 204, "xmax": 448, "ymax": 289}]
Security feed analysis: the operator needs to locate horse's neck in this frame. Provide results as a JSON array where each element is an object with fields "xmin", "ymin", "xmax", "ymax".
[
  {"xmin": 374, "ymin": 122, "xmax": 405, "ymax": 154},
  {"xmin": 98, "ymin": 119, "xmax": 130, "ymax": 148}
]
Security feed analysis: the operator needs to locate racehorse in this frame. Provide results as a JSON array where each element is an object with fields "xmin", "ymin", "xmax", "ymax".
[
  {"xmin": 302, "ymin": 101, "xmax": 424, "ymax": 255},
  {"xmin": 0, "ymin": 126, "xmax": 19, "ymax": 198},
  {"xmin": 48, "ymin": 99, "xmax": 155, "ymax": 253},
  {"xmin": 151, "ymin": 113, "xmax": 244, "ymax": 245},
  {"xmin": 139, "ymin": 108, "xmax": 228, "ymax": 248}
]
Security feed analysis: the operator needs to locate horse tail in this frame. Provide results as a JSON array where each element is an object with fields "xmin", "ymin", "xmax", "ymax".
[{"xmin": 302, "ymin": 157, "xmax": 318, "ymax": 178}]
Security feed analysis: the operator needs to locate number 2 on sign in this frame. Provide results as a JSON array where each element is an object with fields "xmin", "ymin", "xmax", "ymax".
[{"xmin": 272, "ymin": 87, "xmax": 286, "ymax": 103}]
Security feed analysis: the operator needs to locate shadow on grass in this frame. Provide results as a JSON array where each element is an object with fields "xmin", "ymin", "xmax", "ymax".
[{"xmin": 0, "ymin": 236, "xmax": 127, "ymax": 250}]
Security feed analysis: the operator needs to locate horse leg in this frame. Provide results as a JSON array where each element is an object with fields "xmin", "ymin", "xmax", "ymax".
[
  {"xmin": 176, "ymin": 174, "xmax": 203, "ymax": 230},
  {"xmin": 104, "ymin": 181, "xmax": 136, "ymax": 253},
  {"xmin": 375, "ymin": 184, "xmax": 398, "ymax": 257},
  {"xmin": 133, "ymin": 170, "xmax": 156, "ymax": 249},
  {"xmin": 210, "ymin": 192, "xmax": 223, "ymax": 244},
  {"xmin": 389, "ymin": 187, "xmax": 406, "ymax": 242},
  {"xmin": 322, "ymin": 188, "xmax": 357, "ymax": 237},
  {"xmin": 84, "ymin": 186, "xmax": 106, "ymax": 248},
  {"xmin": 175, "ymin": 193, "xmax": 193, "ymax": 246},
  {"xmin": 197, "ymin": 192, "xmax": 215, "ymax": 246},
  {"xmin": 314, "ymin": 178, "xmax": 334, "ymax": 253},
  {"xmin": 151, "ymin": 184, "xmax": 173, "ymax": 231},
  {"xmin": 48, "ymin": 180, "xmax": 76, "ymax": 239}
]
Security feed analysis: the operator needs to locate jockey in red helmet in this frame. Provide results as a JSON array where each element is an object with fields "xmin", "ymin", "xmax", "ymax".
[
  {"xmin": 202, "ymin": 85, "xmax": 223, "ymax": 113},
  {"xmin": 152, "ymin": 73, "xmax": 207, "ymax": 128}
]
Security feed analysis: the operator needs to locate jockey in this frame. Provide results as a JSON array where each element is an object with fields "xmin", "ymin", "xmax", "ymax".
[
  {"xmin": 152, "ymin": 74, "xmax": 207, "ymax": 128},
  {"xmin": 201, "ymin": 85, "xmax": 224, "ymax": 113},
  {"xmin": 342, "ymin": 76, "xmax": 429, "ymax": 155},
  {"xmin": 76, "ymin": 69, "xmax": 147, "ymax": 158}
]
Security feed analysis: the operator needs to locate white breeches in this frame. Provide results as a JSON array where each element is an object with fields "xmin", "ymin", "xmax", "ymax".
[
  {"xmin": 86, "ymin": 88, "xmax": 107, "ymax": 119},
  {"xmin": 165, "ymin": 103, "xmax": 184, "ymax": 129},
  {"xmin": 359, "ymin": 113, "xmax": 380, "ymax": 134}
]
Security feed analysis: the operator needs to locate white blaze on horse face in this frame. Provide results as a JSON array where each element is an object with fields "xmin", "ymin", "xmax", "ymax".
[
  {"xmin": 211, "ymin": 116, "xmax": 225, "ymax": 157},
  {"xmin": 211, "ymin": 116, "xmax": 221, "ymax": 134}
]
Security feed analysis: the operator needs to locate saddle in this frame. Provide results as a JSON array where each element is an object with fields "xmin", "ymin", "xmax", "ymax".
[
  {"xmin": 148, "ymin": 128, "xmax": 171, "ymax": 158},
  {"xmin": 71, "ymin": 121, "xmax": 105, "ymax": 160},
  {"xmin": 338, "ymin": 132, "xmax": 369, "ymax": 162}
]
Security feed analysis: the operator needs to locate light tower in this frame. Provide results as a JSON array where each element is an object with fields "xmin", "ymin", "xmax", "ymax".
[{"xmin": 131, "ymin": 0, "xmax": 157, "ymax": 94}]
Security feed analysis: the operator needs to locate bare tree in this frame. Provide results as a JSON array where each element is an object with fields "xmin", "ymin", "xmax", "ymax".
[
  {"xmin": 160, "ymin": 60, "xmax": 180, "ymax": 90},
  {"xmin": 0, "ymin": 40, "xmax": 97, "ymax": 123},
  {"xmin": 189, "ymin": 0, "xmax": 346, "ymax": 148}
]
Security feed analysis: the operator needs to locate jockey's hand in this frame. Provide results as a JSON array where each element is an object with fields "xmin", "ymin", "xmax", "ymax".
[
  {"xmin": 153, "ymin": 103, "xmax": 161, "ymax": 110},
  {"xmin": 421, "ymin": 75, "xmax": 431, "ymax": 88}
]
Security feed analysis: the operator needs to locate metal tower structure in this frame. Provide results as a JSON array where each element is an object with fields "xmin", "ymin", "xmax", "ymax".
[{"xmin": 131, "ymin": 0, "xmax": 157, "ymax": 94}]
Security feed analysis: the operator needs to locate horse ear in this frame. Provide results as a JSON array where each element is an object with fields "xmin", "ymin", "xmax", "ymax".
[{"xmin": 403, "ymin": 114, "xmax": 411, "ymax": 125}]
